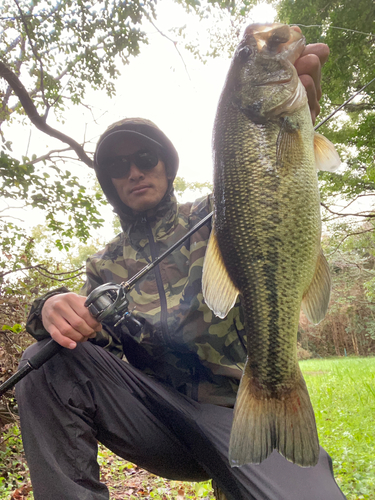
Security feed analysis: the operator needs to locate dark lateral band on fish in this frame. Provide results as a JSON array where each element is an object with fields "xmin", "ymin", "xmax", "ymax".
[{"xmin": 202, "ymin": 23, "xmax": 341, "ymax": 468}]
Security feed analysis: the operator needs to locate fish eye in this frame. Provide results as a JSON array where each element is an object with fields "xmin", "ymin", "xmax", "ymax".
[{"xmin": 237, "ymin": 46, "xmax": 253, "ymax": 62}]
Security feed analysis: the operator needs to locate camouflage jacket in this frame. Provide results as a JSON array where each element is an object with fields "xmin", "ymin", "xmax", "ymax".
[{"xmin": 26, "ymin": 193, "xmax": 246, "ymax": 407}]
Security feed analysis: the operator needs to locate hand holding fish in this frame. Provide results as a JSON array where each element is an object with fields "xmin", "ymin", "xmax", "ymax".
[{"xmin": 292, "ymin": 26, "xmax": 330, "ymax": 123}]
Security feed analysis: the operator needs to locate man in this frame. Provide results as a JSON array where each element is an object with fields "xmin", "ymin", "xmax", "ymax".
[{"xmin": 16, "ymin": 39, "xmax": 346, "ymax": 500}]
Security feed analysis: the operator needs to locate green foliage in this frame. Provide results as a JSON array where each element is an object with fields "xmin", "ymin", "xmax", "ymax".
[
  {"xmin": 0, "ymin": 0, "xmax": 155, "ymax": 114},
  {"xmin": 301, "ymin": 358, "xmax": 375, "ymax": 499},
  {"xmin": 0, "ymin": 0, "xmax": 248, "ymax": 120},
  {"xmin": 174, "ymin": 175, "xmax": 212, "ymax": 198},
  {"xmin": 2, "ymin": 324, "xmax": 23, "ymax": 333},
  {"xmin": 1, "ymin": 150, "xmax": 105, "ymax": 227},
  {"xmin": 0, "ymin": 149, "xmax": 106, "ymax": 277},
  {"xmin": 299, "ymin": 219, "xmax": 375, "ymax": 358},
  {"xmin": 28, "ymin": 223, "xmax": 112, "ymax": 280},
  {"xmin": 171, "ymin": 0, "xmax": 258, "ymax": 63},
  {"xmin": 0, "ymin": 424, "xmax": 30, "ymax": 497},
  {"xmin": 276, "ymin": 0, "xmax": 375, "ymax": 208}
]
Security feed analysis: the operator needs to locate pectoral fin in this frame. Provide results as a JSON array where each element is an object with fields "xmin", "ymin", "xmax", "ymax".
[
  {"xmin": 276, "ymin": 117, "xmax": 304, "ymax": 171},
  {"xmin": 314, "ymin": 133, "xmax": 341, "ymax": 172},
  {"xmin": 202, "ymin": 229, "xmax": 239, "ymax": 319},
  {"xmin": 302, "ymin": 249, "xmax": 331, "ymax": 324}
]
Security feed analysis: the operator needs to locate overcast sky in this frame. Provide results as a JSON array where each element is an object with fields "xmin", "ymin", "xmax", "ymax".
[
  {"xmin": 3, "ymin": 2, "xmax": 277, "ymax": 233},
  {"xmin": 83, "ymin": 1, "xmax": 277, "ymax": 185}
]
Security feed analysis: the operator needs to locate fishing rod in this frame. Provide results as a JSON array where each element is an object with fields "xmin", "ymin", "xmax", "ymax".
[
  {"xmin": 314, "ymin": 77, "xmax": 375, "ymax": 131},
  {"xmin": 0, "ymin": 211, "xmax": 213, "ymax": 398}
]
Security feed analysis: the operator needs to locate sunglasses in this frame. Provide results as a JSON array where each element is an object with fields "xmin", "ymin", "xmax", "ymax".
[{"xmin": 107, "ymin": 149, "xmax": 159, "ymax": 179}]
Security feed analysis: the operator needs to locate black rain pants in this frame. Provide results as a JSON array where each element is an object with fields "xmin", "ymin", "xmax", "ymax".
[{"xmin": 16, "ymin": 340, "xmax": 347, "ymax": 500}]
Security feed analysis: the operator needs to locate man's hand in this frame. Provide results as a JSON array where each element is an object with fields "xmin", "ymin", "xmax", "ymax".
[
  {"xmin": 42, "ymin": 293, "xmax": 102, "ymax": 349},
  {"xmin": 292, "ymin": 26, "xmax": 330, "ymax": 124}
]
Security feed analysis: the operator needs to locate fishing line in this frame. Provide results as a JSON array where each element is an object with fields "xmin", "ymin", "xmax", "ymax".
[
  {"xmin": 295, "ymin": 24, "xmax": 374, "ymax": 37},
  {"xmin": 314, "ymin": 77, "xmax": 375, "ymax": 131},
  {"xmin": 298, "ymin": 23, "xmax": 375, "ymax": 130}
]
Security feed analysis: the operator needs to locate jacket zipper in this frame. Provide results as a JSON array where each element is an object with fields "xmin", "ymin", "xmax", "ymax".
[{"xmin": 142, "ymin": 216, "xmax": 171, "ymax": 346}]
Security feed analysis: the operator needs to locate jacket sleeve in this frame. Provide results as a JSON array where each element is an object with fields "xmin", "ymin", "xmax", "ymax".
[{"xmin": 25, "ymin": 287, "xmax": 70, "ymax": 341}]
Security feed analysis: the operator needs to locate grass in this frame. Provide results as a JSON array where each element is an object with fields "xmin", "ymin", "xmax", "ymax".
[
  {"xmin": 1, "ymin": 357, "xmax": 374, "ymax": 499},
  {"xmin": 300, "ymin": 357, "xmax": 375, "ymax": 500}
]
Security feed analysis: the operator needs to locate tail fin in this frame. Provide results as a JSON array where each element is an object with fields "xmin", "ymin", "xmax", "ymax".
[{"xmin": 229, "ymin": 362, "xmax": 319, "ymax": 467}]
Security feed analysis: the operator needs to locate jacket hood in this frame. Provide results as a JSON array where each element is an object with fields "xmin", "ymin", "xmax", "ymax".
[{"xmin": 94, "ymin": 118, "xmax": 179, "ymax": 219}]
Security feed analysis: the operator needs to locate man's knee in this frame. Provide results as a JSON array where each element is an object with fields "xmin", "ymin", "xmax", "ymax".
[{"xmin": 17, "ymin": 338, "xmax": 85, "ymax": 394}]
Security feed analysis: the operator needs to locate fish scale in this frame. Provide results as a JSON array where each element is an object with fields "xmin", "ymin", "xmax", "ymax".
[{"xmin": 203, "ymin": 23, "xmax": 340, "ymax": 467}]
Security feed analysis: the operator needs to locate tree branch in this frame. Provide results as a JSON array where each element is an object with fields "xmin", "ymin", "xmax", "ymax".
[
  {"xmin": 328, "ymin": 228, "xmax": 375, "ymax": 257},
  {"xmin": 0, "ymin": 60, "xmax": 93, "ymax": 167},
  {"xmin": 147, "ymin": 18, "xmax": 191, "ymax": 80},
  {"xmin": 339, "ymin": 193, "xmax": 375, "ymax": 211},
  {"xmin": 321, "ymin": 202, "xmax": 375, "ymax": 218},
  {"xmin": 0, "ymin": 214, "xmax": 24, "ymax": 221},
  {"xmin": 34, "ymin": 268, "xmax": 85, "ymax": 282},
  {"xmin": 1, "ymin": 37, "xmax": 25, "ymax": 122},
  {"xmin": 13, "ymin": 0, "xmax": 49, "ymax": 110},
  {"xmin": 27, "ymin": 147, "xmax": 72, "ymax": 165},
  {"xmin": 3, "ymin": 34, "xmax": 22, "ymax": 55},
  {"xmin": 0, "ymin": 205, "xmax": 27, "ymax": 213},
  {"xmin": 5, "ymin": 34, "xmax": 121, "ymax": 116},
  {"xmin": 0, "ymin": 263, "xmax": 85, "ymax": 280}
]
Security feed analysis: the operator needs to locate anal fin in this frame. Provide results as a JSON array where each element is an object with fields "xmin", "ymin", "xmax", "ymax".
[{"xmin": 302, "ymin": 249, "xmax": 331, "ymax": 324}]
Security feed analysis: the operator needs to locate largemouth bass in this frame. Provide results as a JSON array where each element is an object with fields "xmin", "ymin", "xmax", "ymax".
[{"xmin": 202, "ymin": 23, "xmax": 340, "ymax": 467}]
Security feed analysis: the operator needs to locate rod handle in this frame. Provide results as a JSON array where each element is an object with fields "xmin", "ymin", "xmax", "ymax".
[
  {"xmin": 0, "ymin": 340, "xmax": 63, "ymax": 397},
  {"xmin": 28, "ymin": 339, "xmax": 64, "ymax": 369}
]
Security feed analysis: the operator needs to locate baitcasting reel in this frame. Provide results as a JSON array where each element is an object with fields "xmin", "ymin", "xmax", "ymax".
[{"xmin": 85, "ymin": 282, "xmax": 143, "ymax": 339}]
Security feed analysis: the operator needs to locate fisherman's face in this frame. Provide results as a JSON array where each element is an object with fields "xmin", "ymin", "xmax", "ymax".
[{"xmin": 109, "ymin": 138, "xmax": 171, "ymax": 213}]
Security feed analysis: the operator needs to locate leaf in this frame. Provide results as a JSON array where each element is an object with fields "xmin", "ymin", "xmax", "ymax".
[
  {"xmin": 2, "ymin": 324, "xmax": 23, "ymax": 333},
  {"xmin": 177, "ymin": 488, "xmax": 185, "ymax": 499},
  {"xmin": 10, "ymin": 482, "xmax": 33, "ymax": 499}
]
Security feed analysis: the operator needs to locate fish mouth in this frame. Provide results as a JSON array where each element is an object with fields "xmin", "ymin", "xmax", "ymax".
[{"xmin": 245, "ymin": 23, "xmax": 305, "ymax": 62}]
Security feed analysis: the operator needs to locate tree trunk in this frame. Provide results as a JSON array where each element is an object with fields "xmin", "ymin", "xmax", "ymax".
[{"xmin": 332, "ymin": 320, "xmax": 341, "ymax": 356}]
